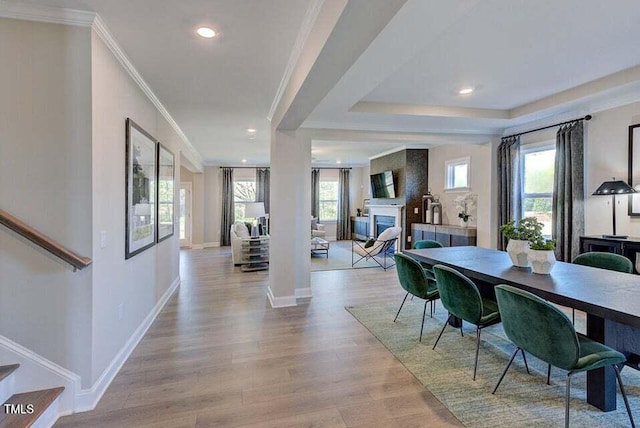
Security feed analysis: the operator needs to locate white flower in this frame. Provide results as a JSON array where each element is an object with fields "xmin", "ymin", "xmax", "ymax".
[{"xmin": 453, "ymin": 193, "xmax": 477, "ymax": 214}]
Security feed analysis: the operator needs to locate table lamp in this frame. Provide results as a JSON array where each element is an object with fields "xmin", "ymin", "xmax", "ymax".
[
  {"xmin": 244, "ymin": 202, "xmax": 266, "ymax": 237},
  {"xmin": 592, "ymin": 179, "xmax": 636, "ymax": 238}
]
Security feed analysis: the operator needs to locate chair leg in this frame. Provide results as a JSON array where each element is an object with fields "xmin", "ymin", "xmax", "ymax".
[
  {"xmin": 613, "ymin": 364, "xmax": 636, "ymax": 428},
  {"xmin": 572, "ymin": 308, "xmax": 575, "ymax": 325},
  {"xmin": 547, "ymin": 364, "xmax": 552, "ymax": 385},
  {"xmin": 492, "ymin": 347, "xmax": 520, "ymax": 394},
  {"xmin": 430, "ymin": 299, "xmax": 434, "ymax": 318},
  {"xmin": 394, "ymin": 293, "xmax": 409, "ymax": 322},
  {"xmin": 565, "ymin": 373, "xmax": 572, "ymax": 428},
  {"xmin": 473, "ymin": 327, "xmax": 481, "ymax": 381},
  {"xmin": 420, "ymin": 300, "xmax": 427, "ymax": 342},
  {"xmin": 520, "ymin": 349, "xmax": 530, "ymax": 374},
  {"xmin": 459, "ymin": 323, "xmax": 464, "ymax": 337},
  {"xmin": 433, "ymin": 315, "xmax": 451, "ymax": 350}
]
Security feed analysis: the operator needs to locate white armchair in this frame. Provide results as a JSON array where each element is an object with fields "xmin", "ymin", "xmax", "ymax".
[
  {"xmin": 230, "ymin": 221, "xmax": 250, "ymax": 265},
  {"xmin": 311, "ymin": 217, "xmax": 326, "ymax": 238}
]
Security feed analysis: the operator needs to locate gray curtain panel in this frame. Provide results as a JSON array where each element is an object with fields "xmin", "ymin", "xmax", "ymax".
[
  {"xmin": 256, "ymin": 168, "xmax": 270, "ymax": 225},
  {"xmin": 311, "ymin": 168, "xmax": 320, "ymax": 219},
  {"xmin": 497, "ymin": 136, "xmax": 521, "ymax": 250},
  {"xmin": 553, "ymin": 121, "xmax": 584, "ymax": 262},
  {"xmin": 220, "ymin": 167, "xmax": 234, "ymax": 246},
  {"xmin": 337, "ymin": 168, "xmax": 351, "ymax": 240}
]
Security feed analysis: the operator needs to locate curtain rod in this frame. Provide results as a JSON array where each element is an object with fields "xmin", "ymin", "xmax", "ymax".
[
  {"xmin": 502, "ymin": 114, "xmax": 592, "ymax": 140},
  {"xmin": 222, "ymin": 166, "xmax": 352, "ymax": 170}
]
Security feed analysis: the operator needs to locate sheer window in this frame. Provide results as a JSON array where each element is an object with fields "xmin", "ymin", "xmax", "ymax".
[
  {"xmin": 319, "ymin": 180, "xmax": 338, "ymax": 221},
  {"xmin": 445, "ymin": 157, "xmax": 470, "ymax": 190},
  {"xmin": 522, "ymin": 147, "xmax": 555, "ymax": 237},
  {"xmin": 234, "ymin": 180, "xmax": 256, "ymax": 221}
]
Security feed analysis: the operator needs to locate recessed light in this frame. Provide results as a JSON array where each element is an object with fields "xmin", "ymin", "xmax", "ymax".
[
  {"xmin": 247, "ymin": 128, "xmax": 256, "ymax": 133},
  {"xmin": 336, "ymin": 160, "xmax": 342, "ymax": 164},
  {"xmin": 197, "ymin": 27, "xmax": 216, "ymax": 38},
  {"xmin": 459, "ymin": 87, "xmax": 474, "ymax": 95},
  {"xmin": 241, "ymin": 159, "xmax": 247, "ymax": 163}
]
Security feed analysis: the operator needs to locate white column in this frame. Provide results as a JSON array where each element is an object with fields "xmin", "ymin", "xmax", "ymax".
[{"xmin": 268, "ymin": 129, "xmax": 312, "ymax": 307}]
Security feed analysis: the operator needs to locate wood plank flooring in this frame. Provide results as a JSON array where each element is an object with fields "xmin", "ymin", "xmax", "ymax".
[{"xmin": 55, "ymin": 247, "xmax": 462, "ymax": 427}]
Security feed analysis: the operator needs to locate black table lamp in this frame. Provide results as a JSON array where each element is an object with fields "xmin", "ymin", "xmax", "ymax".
[{"xmin": 592, "ymin": 179, "xmax": 636, "ymax": 238}]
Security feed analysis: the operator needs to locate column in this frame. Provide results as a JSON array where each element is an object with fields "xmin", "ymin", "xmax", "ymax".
[{"xmin": 268, "ymin": 129, "xmax": 312, "ymax": 307}]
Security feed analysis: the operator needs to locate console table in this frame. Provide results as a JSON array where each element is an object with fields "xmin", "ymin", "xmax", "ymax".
[
  {"xmin": 580, "ymin": 235, "xmax": 640, "ymax": 273},
  {"xmin": 240, "ymin": 236, "xmax": 269, "ymax": 272},
  {"xmin": 411, "ymin": 223, "xmax": 477, "ymax": 247}
]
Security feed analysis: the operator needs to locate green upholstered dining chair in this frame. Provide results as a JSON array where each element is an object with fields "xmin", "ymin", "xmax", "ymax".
[
  {"xmin": 492, "ymin": 284, "xmax": 635, "ymax": 428},
  {"xmin": 412, "ymin": 240, "xmax": 443, "ymax": 276},
  {"xmin": 393, "ymin": 253, "xmax": 440, "ymax": 342},
  {"xmin": 571, "ymin": 252, "xmax": 633, "ymax": 323},
  {"xmin": 431, "ymin": 264, "xmax": 512, "ymax": 380}
]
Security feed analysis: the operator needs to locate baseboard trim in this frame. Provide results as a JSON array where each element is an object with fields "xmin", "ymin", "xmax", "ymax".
[
  {"xmin": 267, "ymin": 286, "xmax": 297, "ymax": 308},
  {"xmin": 203, "ymin": 242, "xmax": 220, "ymax": 248},
  {"xmin": 76, "ymin": 275, "xmax": 181, "ymax": 411},
  {"xmin": 191, "ymin": 244, "xmax": 204, "ymax": 250},
  {"xmin": 295, "ymin": 287, "xmax": 313, "ymax": 299}
]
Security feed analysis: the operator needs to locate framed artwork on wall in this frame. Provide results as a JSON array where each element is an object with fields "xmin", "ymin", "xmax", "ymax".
[
  {"xmin": 157, "ymin": 143, "xmax": 175, "ymax": 242},
  {"xmin": 125, "ymin": 118, "xmax": 157, "ymax": 259},
  {"xmin": 628, "ymin": 123, "xmax": 640, "ymax": 216}
]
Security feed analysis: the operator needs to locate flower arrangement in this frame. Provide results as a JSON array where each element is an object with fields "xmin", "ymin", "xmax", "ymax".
[{"xmin": 453, "ymin": 193, "xmax": 477, "ymax": 222}]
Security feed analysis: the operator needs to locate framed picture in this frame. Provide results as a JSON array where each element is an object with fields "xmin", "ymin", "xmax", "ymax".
[
  {"xmin": 628, "ymin": 123, "xmax": 640, "ymax": 216},
  {"xmin": 157, "ymin": 143, "xmax": 175, "ymax": 242},
  {"xmin": 125, "ymin": 118, "xmax": 157, "ymax": 259}
]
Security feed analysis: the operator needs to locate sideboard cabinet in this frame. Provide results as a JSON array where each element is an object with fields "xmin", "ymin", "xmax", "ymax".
[
  {"xmin": 411, "ymin": 223, "xmax": 477, "ymax": 247},
  {"xmin": 579, "ymin": 236, "xmax": 640, "ymax": 272}
]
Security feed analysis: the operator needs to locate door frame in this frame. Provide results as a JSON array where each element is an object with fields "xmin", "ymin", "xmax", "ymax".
[{"xmin": 179, "ymin": 182, "xmax": 192, "ymax": 248}]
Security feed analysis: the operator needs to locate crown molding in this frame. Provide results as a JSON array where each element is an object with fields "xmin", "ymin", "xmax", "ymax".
[
  {"xmin": 0, "ymin": 1, "xmax": 204, "ymax": 172},
  {"xmin": 267, "ymin": 0, "xmax": 324, "ymax": 122},
  {"xmin": 0, "ymin": 0, "xmax": 95, "ymax": 26}
]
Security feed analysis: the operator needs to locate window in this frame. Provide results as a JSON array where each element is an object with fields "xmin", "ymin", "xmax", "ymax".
[
  {"xmin": 522, "ymin": 147, "xmax": 555, "ymax": 237},
  {"xmin": 445, "ymin": 157, "xmax": 470, "ymax": 190},
  {"xmin": 234, "ymin": 180, "xmax": 256, "ymax": 221},
  {"xmin": 319, "ymin": 180, "xmax": 338, "ymax": 221}
]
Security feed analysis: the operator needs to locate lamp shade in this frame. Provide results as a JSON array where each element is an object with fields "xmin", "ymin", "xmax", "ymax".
[
  {"xmin": 245, "ymin": 202, "xmax": 266, "ymax": 219},
  {"xmin": 592, "ymin": 180, "xmax": 636, "ymax": 195}
]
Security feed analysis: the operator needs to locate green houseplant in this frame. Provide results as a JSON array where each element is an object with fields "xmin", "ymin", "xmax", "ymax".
[
  {"xmin": 500, "ymin": 217, "xmax": 545, "ymax": 268},
  {"xmin": 529, "ymin": 237, "xmax": 557, "ymax": 274}
]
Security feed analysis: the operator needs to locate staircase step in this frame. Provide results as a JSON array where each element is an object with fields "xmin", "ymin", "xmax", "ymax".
[
  {"xmin": 0, "ymin": 387, "xmax": 64, "ymax": 428},
  {"xmin": 0, "ymin": 366, "xmax": 19, "ymax": 384}
]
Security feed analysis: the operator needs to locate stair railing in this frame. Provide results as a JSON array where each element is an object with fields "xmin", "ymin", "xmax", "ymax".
[{"xmin": 0, "ymin": 209, "xmax": 92, "ymax": 271}]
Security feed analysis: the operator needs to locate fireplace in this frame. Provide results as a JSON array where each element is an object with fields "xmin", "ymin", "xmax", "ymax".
[
  {"xmin": 375, "ymin": 215, "xmax": 396, "ymax": 237},
  {"xmin": 368, "ymin": 204, "xmax": 404, "ymax": 251}
]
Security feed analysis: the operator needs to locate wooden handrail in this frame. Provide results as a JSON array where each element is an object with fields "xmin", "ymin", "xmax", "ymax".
[{"xmin": 0, "ymin": 209, "xmax": 92, "ymax": 271}]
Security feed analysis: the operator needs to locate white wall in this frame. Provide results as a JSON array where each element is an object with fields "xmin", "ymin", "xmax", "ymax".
[
  {"xmin": 90, "ymin": 31, "xmax": 181, "ymax": 385},
  {"xmin": 180, "ymin": 166, "xmax": 205, "ymax": 247},
  {"xmin": 428, "ymin": 143, "xmax": 493, "ymax": 248},
  {"xmin": 0, "ymin": 19, "xmax": 94, "ymax": 384}
]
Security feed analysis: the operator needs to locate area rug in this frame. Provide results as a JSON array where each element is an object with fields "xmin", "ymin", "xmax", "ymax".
[
  {"xmin": 346, "ymin": 300, "xmax": 640, "ymax": 427},
  {"xmin": 311, "ymin": 240, "xmax": 387, "ymax": 271}
]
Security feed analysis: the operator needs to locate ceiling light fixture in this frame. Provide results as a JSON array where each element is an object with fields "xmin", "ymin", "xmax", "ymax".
[
  {"xmin": 459, "ymin": 87, "xmax": 474, "ymax": 95},
  {"xmin": 246, "ymin": 128, "xmax": 256, "ymax": 133},
  {"xmin": 197, "ymin": 27, "xmax": 217, "ymax": 38},
  {"xmin": 241, "ymin": 159, "xmax": 247, "ymax": 163},
  {"xmin": 336, "ymin": 160, "xmax": 342, "ymax": 164}
]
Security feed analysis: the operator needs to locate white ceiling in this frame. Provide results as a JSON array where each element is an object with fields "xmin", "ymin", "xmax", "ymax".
[{"xmin": 12, "ymin": 0, "xmax": 640, "ymax": 166}]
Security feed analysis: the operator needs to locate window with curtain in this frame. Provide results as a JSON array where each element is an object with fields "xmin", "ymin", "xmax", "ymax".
[
  {"xmin": 521, "ymin": 146, "xmax": 555, "ymax": 237},
  {"xmin": 234, "ymin": 179, "xmax": 256, "ymax": 221},
  {"xmin": 319, "ymin": 179, "xmax": 338, "ymax": 221}
]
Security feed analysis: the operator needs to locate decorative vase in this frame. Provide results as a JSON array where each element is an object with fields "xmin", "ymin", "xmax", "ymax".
[
  {"xmin": 529, "ymin": 249, "xmax": 556, "ymax": 274},
  {"xmin": 506, "ymin": 239, "xmax": 530, "ymax": 268},
  {"xmin": 459, "ymin": 219, "xmax": 468, "ymax": 228}
]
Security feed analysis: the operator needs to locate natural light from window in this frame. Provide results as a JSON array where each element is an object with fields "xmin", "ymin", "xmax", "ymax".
[
  {"xmin": 522, "ymin": 148, "xmax": 555, "ymax": 237},
  {"xmin": 234, "ymin": 180, "xmax": 256, "ymax": 221},
  {"xmin": 445, "ymin": 158, "xmax": 470, "ymax": 190},
  {"xmin": 319, "ymin": 180, "xmax": 338, "ymax": 221}
]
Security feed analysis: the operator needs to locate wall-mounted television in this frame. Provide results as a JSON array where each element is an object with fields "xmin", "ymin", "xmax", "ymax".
[{"xmin": 370, "ymin": 170, "xmax": 396, "ymax": 198}]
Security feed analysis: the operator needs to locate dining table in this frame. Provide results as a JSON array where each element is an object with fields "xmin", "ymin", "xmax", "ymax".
[{"xmin": 405, "ymin": 245, "xmax": 640, "ymax": 412}]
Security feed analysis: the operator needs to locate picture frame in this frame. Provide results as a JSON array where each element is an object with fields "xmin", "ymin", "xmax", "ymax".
[
  {"xmin": 628, "ymin": 123, "xmax": 640, "ymax": 216},
  {"xmin": 125, "ymin": 118, "xmax": 157, "ymax": 259},
  {"xmin": 157, "ymin": 143, "xmax": 175, "ymax": 242}
]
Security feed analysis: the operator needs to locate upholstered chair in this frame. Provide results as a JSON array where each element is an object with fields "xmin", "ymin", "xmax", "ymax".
[{"xmin": 412, "ymin": 239, "xmax": 443, "ymax": 275}]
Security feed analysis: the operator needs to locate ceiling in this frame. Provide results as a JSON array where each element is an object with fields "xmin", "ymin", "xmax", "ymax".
[{"xmin": 12, "ymin": 0, "xmax": 640, "ymax": 167}]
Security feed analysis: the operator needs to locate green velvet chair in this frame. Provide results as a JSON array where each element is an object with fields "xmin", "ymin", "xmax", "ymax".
[
  {"xmin": 393, "ymin": 253, "xmax": 440, "ymax": 342},
  {"xmin": 413, "ymin": 240, "xmax": 443, "ymax": 276},
  {"xmin": 432, "ymin": 264, "xmax": 510, "ymax": 380},
  {"xmin": 492, "ymin": 284, "xmax": 635, "ymax": 428},
  {"xmin": 571, "ymin": 252, "xmax": 633, "ymax": 323}
]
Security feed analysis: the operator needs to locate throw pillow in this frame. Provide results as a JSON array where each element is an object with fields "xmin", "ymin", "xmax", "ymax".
[
  {"xmin": 311, "ymin": 217, "xmax": 318, "ymax": 231},
  {"xmin": 364, "ymin": 238, "xmax": 376, "ymax": 248}
]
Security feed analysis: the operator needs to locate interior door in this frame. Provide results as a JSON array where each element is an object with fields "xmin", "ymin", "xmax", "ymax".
[{"xmin": 179, "ymin": 182, "xmax": 192, "ymax": 248}]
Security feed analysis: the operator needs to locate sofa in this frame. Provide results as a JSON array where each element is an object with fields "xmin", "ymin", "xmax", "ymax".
[
  {"xmin": 311, "ymin": 217, "xmax": 326, "ymax": 238},
  {"xmin": 230, "ymin": 221, "xmax": 251, "ymax": 265}
]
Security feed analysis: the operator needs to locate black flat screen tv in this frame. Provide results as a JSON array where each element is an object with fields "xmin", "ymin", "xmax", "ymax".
[{"xmin": 370, "ymin": 170, "xmax": 396, "ymax": 198}]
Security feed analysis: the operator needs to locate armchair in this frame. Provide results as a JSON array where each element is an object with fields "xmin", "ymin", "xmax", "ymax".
[
  {"xmin": 352, "ymin": 226, "xmax": 401, "ymax": 270},
  {"xmin": 311, "ymin": 217, "xmax": 326, "ymax": 238},
  {"xmin": 230, "ymin": 221, "xmax": 251, "ymax": 265}
]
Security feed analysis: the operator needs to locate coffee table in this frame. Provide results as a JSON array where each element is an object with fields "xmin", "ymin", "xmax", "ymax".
[{"xmin": 311, "ymin": 237, "xmax": 330, "ymax": 258}]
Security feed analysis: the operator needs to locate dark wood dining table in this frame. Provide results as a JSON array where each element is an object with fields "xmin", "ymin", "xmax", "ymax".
[{"xmin": 404, "ymin": 245, "xmax": 640, "ymax": 412}]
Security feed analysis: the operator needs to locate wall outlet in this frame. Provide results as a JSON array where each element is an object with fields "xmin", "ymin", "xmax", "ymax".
[
  {"xmin": 414, "ymin": 207, "xmax": 419, "ymax": 214},
  {"xmin": 118, "ymin": 303, "xmax": 124, "ymax": 320},
  {"xmin": 100, "ymin": 231, "xmax": 107, "ymax": 249},
  {"xmin": 407, "ymin": 236, "xmax": 412, "ymax": 242}
]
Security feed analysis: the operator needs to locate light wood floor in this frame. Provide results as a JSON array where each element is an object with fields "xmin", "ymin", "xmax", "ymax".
[{"xmin": 55, "ymin": 247, "xmax": 462, "ymax": 427}]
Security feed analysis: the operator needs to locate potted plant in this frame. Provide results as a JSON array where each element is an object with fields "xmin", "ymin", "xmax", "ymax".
[
  {"xmin": 500, "ymin": 217, "xmax": 544, "ymax": 268},
  {"xmin": 529, "ymin": 237, "xmax": 557, "ymax": 274},
  {"xmin": 453, "ymin": 193, "xmax": 477, "ymax": 228}
]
